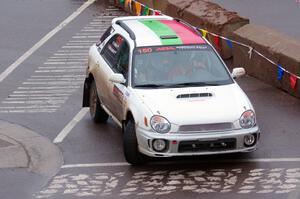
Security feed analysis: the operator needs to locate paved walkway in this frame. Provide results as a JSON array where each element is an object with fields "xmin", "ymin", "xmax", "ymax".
[{"xmin": 0, "ymin": 120, "xmax": 63, "ymax": 177}]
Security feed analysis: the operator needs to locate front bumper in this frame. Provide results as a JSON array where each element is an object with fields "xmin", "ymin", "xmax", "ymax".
[{"xmin": 136, "ymin": 126, "xmax": 260, "ymax": 157}]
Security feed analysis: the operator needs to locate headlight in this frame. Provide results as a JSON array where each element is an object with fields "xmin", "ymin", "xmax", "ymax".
[
  {"xmin": 239, "ymin": 110, "xmax": 256, "ymax": 129},
  {"xmin": 150, "ymin": 115, "xmax": 171, "ymax": 134}
]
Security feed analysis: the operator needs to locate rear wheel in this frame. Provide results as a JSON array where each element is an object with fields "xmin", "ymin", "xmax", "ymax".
[
  {"xmin": 89, "ymin": 81, "xmax": 109, "ymax": 123},
  {"xmin": 123, "ymin": 119, "xmax": 144, "ymax": 165}
]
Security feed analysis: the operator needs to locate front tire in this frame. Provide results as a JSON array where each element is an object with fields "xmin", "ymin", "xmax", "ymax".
[
  {"xmin": 89, "ymin": 81, "xmax": 109, "ymax": 123},
  {"xmin": 123, "ymin": 119, "xmax": 144, "ymax": 165}
]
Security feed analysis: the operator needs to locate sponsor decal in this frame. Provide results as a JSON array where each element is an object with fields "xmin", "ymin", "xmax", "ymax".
[{"xmin": 135, "ymin": 45, "xmax": 209, "ymax": 55}]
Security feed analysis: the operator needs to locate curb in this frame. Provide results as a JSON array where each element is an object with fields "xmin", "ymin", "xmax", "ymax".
[{"xmin": 0, "ymin": 120, "xmax": 63, "ymax": 178}]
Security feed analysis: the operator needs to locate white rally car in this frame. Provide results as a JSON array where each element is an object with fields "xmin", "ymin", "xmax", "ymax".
[{"xmin": 82, "ymin": 15, "xmax": 260, "ymax": 165}]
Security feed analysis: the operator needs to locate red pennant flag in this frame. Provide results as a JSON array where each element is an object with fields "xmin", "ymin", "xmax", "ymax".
[
  {"xmin": 214, "ymin": 35, "xmax": 220, "ymax": 51},
  {"xmin": 290, "ymin": 74, "xmax": 297, "ymax": 90},
  {"xmin": 154, "ymin": 10, "xmax": 161, "ymax": 15}
]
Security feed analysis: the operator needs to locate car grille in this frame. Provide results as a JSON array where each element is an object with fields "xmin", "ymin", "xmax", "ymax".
[
  {"xmin": 178, "ymin": 138, "xmax": 236, "ymax": 153},
  {"xmin": 178, "ymin": 123, "xmax": 234, "ymax": 133}
]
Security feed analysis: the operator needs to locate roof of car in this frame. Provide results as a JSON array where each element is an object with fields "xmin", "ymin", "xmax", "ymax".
[{"xmin": 113, "ymin": 16, "xmax": 206, "ymax": 47}]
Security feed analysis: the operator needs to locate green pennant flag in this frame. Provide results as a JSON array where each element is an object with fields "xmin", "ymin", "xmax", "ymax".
[{"xmin": 142, "ymin": 6, "xmax": 149, "ymax": 16}]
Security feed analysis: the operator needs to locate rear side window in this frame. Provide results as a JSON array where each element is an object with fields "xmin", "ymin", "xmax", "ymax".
[
  {"xmin": 97, "ymin": 26, "xmax": 113, "ymax": 46},
  {"xmin": 101, "ymin": 34, "xmax": 125, "ymax": 67}
]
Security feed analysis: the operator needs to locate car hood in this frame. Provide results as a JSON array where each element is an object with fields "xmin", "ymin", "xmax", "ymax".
[{"xmin": 133, "ymin": 84, "xmax": 252, "ymax": 125}]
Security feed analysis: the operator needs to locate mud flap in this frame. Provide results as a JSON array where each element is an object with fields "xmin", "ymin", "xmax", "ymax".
[{"xmin": 82, "ymin": 78, "xmax": 90, "ymax": 107}]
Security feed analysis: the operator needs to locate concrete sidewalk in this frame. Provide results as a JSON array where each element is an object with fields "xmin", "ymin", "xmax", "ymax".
[{"xmin": 0, "ymin": 120, "xmax": 63, "ymax": 177}]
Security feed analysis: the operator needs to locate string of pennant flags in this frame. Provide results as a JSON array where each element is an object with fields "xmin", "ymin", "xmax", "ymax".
[
  {"xmin": 115, "ymin": 0, "xmax": 299, "ymax": 90},
  {"xmin": 197, "ymin": 28, "xmax": 299, "ymax": 90},
  {"xmin": 114, "ymin": 0, "xmax": 161, "ymax": 16}
]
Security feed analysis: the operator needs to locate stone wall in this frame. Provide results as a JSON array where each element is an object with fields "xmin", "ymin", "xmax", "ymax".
[{"xmin": 233, "ymin": 24, "xmax": 300, "ymax": 98}]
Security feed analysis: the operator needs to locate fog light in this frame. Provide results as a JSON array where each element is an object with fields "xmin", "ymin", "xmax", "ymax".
[
  {"xmin": 152, "ymin": 139, "xmax": 167, "ymax": 152},
  {"xmin": 244, "ymin": 134, "xmax": 256, "ymax": 147}
]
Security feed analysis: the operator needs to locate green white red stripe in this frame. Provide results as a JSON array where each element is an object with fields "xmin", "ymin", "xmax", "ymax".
[
  {"xmin": 139, "ymin": 19, "xmax": 205, "ymax": 45},
  {"xmin": 139, "ymin": 20, "xmax": 182, "ymax": 45},
  {"xmin": 158, "ymin": 20, "xmax": 205, "ymax": 44},
  {"xmin": 123, "ymin": 19, "xmax": 205, "ymax": 46}
]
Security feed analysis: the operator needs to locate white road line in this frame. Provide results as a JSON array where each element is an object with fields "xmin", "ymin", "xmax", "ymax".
[
  {"xmin": 61, "ymin": 162, "xmax": 130, "ymax": 169},
  {"xmin": 76, "ymin": 33, "xmax": 101, "ymax": 36},
  {"xmin": 61, "ymin": 46, "xmax": 90, "ymax": 49},
  {"xmin": 57, "ymin": 49, "xmax": 88, "ymax": 52},
  {"xmin": 2, "ymin": 100, "xmax": 65, "ymax": 104},
  {"xmin": 53, "ymin": 108, "xmax": 89, "ymax": 143},
  {"xmin": 72, "ymin": 35, "xmax": 100, "ymax": 39},
  {"xmin": 46, "ymin": 61, "xmax": 85, "ymax": 64},
  {"xmin": 0, "ymin": 0, "xmax": 96, "ymax": 82},
  {"xmin": 9, "ymin": 94, "xmax": 71, "ymax": 97},
  {"xmin": 105, "ymin": 8, "xmax": 121, "ymax": 11},
  {"xmin": 38, "ymin": 66, "xmax": 84, "ymax": 69},
  {"xmin": 0, "ymin": 109, "xmax": 56, "ymax": 113},
  {"xmin": 0, "ymin": 105, "xmax": 60, "ymax": 109},
  {"xmin": 26, "ymin": 78, "xmax": 83, "ymax": 81},
  {"xmin": 81, "ymin": 29, "xmax": 102, "ymax": 32},
  {"xmin": 46, "ymin": 58, "xmax": 87, "ymax": 61},
  {"xmin": 65, "ymin": 43, "xmax": 92, "ymax": 46},
  {"xmin": 22, "ymin": 80, "xmax": 82, "ymax": 85},
  {"xmin": 13, "ymin": 89, "xmax": 76, "ymax": 94},
  {"xmin": 54, "ymin": 53, "xmax": 87, "ymax": 56},
  {"xmin": 67, "ymin": 39, "xmax": 95, "ymax": 41},
  {"xmin": 48, "ymin": 57, "xmax": 86, "ymax": 60},
  {"xmin": 31, "ymin": 75, "xmax": 85, "ymax": 78},
  {"xmin": 61, "ymin": 158, "xmax": 300, "ymax": 169},
  {"xmin": 95, "ymin": 15, "xmax": 119, "ymax": 18},
  {"xmin": 6, "ymin": 97, "xmax": 68, "ymax": 100},
  {"xmin": 17, "ymin": 86, "xmax": 80, "ymax": 90},
  {"xmin": 35, "ymin": 69, "xmax": 85, "ymax": 73}
]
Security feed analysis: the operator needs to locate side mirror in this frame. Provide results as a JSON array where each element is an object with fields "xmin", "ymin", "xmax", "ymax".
[
  {"xmin": 109, "ymin": 73, "xmax": 126, "ymax": 84},
  {"xmin": 232, "ymin": 67, "xmax": 246, "ymax": 79}
]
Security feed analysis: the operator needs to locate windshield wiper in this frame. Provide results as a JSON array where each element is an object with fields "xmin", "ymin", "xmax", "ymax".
[
  {"xmin": 134, "ymin": 84, "xmax": 167, "ymax": 88},
  {"xmin": 171, "ymin": 82, "xmax": 221, "ymax": 87},
  {"xmin": 134, "ymin": 82, "xmax": 221, "ymax": 88}
]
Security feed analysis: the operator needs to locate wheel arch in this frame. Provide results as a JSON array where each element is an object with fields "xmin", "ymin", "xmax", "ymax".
[{"xmin": 122, "ymin": 110, "xmax": 135, "ymax": 133}]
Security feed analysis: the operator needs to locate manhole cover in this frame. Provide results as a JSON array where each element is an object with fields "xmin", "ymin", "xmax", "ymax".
[{"xmin": 0, "ymin": 138, "xmax": 13, "ymax": 148}]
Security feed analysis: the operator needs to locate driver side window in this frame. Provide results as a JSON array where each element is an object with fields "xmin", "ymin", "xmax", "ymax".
[{"xmin": 115, "ymin": 41, "xmax": 129, "ymax": 79}]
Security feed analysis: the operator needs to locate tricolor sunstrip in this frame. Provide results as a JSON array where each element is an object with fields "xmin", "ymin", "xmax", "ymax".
[{"xmin": 124, "ymin": 19, "xmax": 205, "ymax": 46}]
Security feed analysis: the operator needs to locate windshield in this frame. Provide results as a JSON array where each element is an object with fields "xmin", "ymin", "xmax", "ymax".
[{"xmin": 132, "ymin": 44, "xmax": 233, "ymax": 88}]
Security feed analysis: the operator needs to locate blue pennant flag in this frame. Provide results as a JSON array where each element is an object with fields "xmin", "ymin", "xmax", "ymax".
[
  {"xmin": 225, "ymin": 39, "xmax": 233, "ymax": 49},
  {"xmin": 277, "ymin": 64, "xmax": 284, "ymax": 81}
]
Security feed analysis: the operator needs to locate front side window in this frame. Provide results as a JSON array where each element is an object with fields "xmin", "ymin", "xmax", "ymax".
[
  {"xmin": 132, "ymin": 44, "xmax": 233, "ymax": 88},
  {"xmin": 114, "ymin": 42, "xmax": 129, "ymax": 78}
]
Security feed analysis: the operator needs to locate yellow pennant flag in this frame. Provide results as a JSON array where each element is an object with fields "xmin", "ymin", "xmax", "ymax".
[
  {"xmin": 201, "ymin": 29, "xmax": 208, "ymax": 38},
  {"xmin": 135, "ymin": 1, "xmax": 142, "ymax": 16}
]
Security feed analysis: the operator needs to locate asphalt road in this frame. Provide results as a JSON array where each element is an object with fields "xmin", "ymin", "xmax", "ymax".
[{"xmin": 0, "ymin": 0, "xmax": 300, "ymax": 199}]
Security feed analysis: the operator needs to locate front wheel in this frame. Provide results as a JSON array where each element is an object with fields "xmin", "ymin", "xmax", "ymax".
[
  {"xmin": 123, "ymin": 119, "xmax": 144, "ymax": 165},
  {"xmin": 89, "ymin": 81, "xmax": 109, "ymax": 123}
]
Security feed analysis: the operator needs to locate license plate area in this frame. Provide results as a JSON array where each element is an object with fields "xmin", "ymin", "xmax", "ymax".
[{"xmin": 178, "ymin": 138, "xmax": 236, "ymax": 153}]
